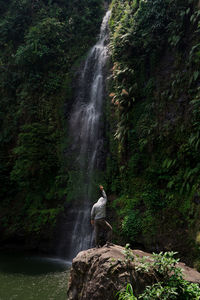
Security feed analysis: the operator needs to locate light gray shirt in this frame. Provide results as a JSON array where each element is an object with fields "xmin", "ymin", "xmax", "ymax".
[{"xmin": 91, "ymin": 189, "xmax": 107, "ymax": 220}]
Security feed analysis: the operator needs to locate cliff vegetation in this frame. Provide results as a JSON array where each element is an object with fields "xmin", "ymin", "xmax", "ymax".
[
  {"xmin": 107, "ymin": 0, "xmax": 200, "ymax": 267},
  {"xmin": 1, "ymin": 0, "xmax": 200, "ymax": 270},
  {"xmin": 0, "ymin": 0, "xmax": 104, "ymax": 245}
]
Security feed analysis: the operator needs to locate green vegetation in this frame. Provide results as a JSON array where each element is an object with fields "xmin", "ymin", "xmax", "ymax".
[
  {"xmin": 0, "ymin": 0, "xmax": 104, "ymax": 241},
  {"xmin": 117, "ymin": 250, "xmax": 200, "ymax": 299},
  {"xmin": 117, "ymin": 284, "xmax": 137, "ymax": 300},
  {"xmin": 107, "ymin": 0, "xmax": 200, "ymax": 265},
  {"xmin": 1, "ymin": 0, "xmax": 200, "ymax": 273}
]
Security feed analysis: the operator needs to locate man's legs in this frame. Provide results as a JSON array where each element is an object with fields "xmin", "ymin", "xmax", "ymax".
[
  {"xmin": 104, "ymin": 220, "xmax": 112, "ymax": 243},
  {"xmin": 95, "ymin": 219, "xmax": 112, "ymax": 245},
  {"xmin": 94, "ymin": 220, "xmax": 100, "ymax": 247}
]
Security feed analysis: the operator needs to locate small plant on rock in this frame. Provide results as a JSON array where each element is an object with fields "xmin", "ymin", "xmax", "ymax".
[
  {"xmin": 117, "ymin": 251, "xmax": 200, "ymax": 299},
  {"xmin": 117, "ymin": 283, "xmax": 137, "ymax": 300}
]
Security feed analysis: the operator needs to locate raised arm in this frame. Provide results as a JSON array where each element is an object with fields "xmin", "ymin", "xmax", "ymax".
[{"xmin": 99, "ymin": 185, "xmax": 107, "ymax": 202}]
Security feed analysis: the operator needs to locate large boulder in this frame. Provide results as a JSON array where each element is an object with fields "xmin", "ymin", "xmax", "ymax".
[{"xmin": 67, "ymin": 244, "xmax": 200, "ymax": 300}]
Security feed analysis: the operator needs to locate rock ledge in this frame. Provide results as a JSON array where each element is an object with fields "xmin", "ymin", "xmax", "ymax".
[{"xmin": 67, "ymin": 245, "xmax": 200, "ymax": 300}]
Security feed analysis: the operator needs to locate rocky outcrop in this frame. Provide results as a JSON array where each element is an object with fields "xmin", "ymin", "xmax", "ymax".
[{"xmin": 67, "ymin": 244, "xmax": 200, "ymax": 300}]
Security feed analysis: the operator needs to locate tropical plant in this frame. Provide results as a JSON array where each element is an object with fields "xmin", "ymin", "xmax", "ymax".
[{"xmin": 117, "ymin": 251, "xmax": 200, "ymax": 299}]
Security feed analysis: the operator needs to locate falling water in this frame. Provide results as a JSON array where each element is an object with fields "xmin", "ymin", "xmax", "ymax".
[{"xmin": 58, "ymin": 11, "xmax": 111, "ymax": 260}]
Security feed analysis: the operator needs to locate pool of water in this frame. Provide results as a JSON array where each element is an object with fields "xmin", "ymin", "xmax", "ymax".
[{"xmin": 0, "ymin": 252, "xmax": 71, "ymax": 300}]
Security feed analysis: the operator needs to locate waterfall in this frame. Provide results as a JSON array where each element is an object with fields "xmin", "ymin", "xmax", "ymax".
[{"xmin": 58, "ymin": 11, "xmax": 111, "ymax": 260}]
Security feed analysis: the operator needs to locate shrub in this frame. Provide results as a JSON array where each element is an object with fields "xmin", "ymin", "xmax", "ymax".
[
  {"xmin": 117, "ymin": 251, "xmax": 200, "ymax": 299},
  {"xmin": 122, "ymin": 210, "xmax": 142, "ymax": 242}
]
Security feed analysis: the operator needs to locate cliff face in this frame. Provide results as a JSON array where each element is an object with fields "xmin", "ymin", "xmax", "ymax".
[
  {"xmin": 0, "ymin": 0, "xmax": 105, "ymax": 250},
  {"xmin": 106, "ymin": 0, "xmax": 200, "ymax": 267},
  {"xmin": 67, "ymin": 245, "xmax": 200, "ymax": 300}
]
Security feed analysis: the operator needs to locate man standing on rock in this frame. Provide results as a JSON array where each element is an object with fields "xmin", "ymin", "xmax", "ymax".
[{"xmin": 91, "ymin": 185, "xmax": 112, "ymax": 247}]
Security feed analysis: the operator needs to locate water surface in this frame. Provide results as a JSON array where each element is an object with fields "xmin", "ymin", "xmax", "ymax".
[{"xmin": 0, "ymin": 252, "xmax": 70, "ymax": 300}]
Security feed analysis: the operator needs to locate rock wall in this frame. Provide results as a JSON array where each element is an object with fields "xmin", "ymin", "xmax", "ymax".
[{"xmin": 67, "ymin": 245, "xmax": 200, "ymax": 300}]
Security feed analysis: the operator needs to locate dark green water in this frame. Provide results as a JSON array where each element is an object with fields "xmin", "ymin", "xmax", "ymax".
[{"xmin": 0, "ymin": 252, "xmax": 70, "ymax": 300}]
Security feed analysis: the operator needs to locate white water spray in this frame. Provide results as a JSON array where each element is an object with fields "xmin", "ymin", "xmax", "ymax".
[{"xmin": 58, "ymin": 11, "xmax": 111, "ymax": 259}]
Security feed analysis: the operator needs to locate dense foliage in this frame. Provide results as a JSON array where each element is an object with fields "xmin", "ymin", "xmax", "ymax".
[
  {"xmin": 107, "ymin": 0, "xmax": 200, "ymax": 265},
  {"xmin": 0, "ymin": 0, "xmax": 104, "ymax": 241},
  {"xmin": 1, "ymin": 0, "xmax": 200, "ymax": 271},
  {"xmin": 117, "ymin": 250, "xmax": 200, "ymax": 299}
]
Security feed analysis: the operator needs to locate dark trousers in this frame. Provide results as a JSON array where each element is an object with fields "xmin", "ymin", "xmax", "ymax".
[{"xmin": 94, "ymin": 218, "xmax": 112, "ymax": 246}]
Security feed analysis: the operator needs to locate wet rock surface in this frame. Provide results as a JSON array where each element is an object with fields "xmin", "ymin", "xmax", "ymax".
[{"xmin": 67, "ymin": 244, "xmax": 200, "ymax": 300}]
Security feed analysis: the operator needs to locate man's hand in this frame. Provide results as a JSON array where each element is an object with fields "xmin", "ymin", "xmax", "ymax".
[
  {"xmin": 91, "ymin": 220, "xmax": 94, "ymax": 226},
  {"xmin": 99, "ymin": 185, "xmax": 104, "ymax": 190}
]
